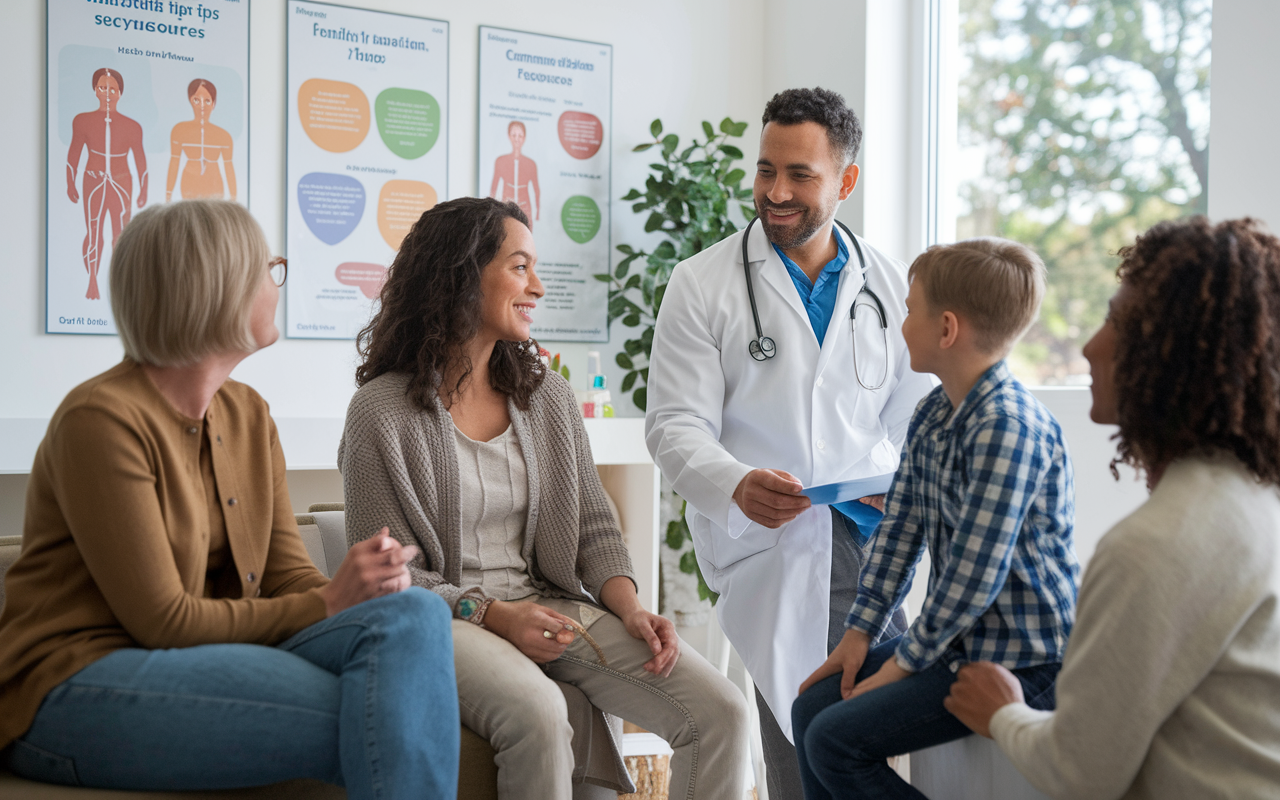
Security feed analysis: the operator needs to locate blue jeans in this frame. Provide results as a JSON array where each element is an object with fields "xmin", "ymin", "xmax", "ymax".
[
  {"xmin": 791, "ymin": 635, "xmax": 1060, "ymax": 800},
  {"xmin": 6, "ymin": 588, "xmax": 459, "ymax": 800}
]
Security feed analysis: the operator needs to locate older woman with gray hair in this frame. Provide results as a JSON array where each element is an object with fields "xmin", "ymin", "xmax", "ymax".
[{"xmin": 0, "ymin": 200, "xmax": 458, "ymax": 797}]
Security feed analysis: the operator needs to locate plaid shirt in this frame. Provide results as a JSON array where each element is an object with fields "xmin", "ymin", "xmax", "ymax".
[{"xmin": 847, "ymin": 361, "xmax": 1078, "ymax": 673}]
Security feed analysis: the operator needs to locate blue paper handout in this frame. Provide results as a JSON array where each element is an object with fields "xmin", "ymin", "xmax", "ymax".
[{"xmin": 800, "ymin": 473, "xmax": 895, "ymax": 505}]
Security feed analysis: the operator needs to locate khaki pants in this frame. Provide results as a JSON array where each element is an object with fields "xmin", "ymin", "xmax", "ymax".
[{"xmin": 453, "ymin": 598, "xmax": 750, "ymax": 800}]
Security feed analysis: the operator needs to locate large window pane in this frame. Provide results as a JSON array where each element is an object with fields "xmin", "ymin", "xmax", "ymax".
[{"xmin": 956, "ymin": 0, "xmax": 1211, "ymax": 384}]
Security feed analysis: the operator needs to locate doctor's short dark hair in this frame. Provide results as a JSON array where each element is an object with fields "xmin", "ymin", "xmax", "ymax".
[
  {"xmin": 761, "ymin": 87, "xmax": 863, "ymax": 166},
  {"xmin": 1111, "ymin": 216, "xmax": 1280, "ymax": 486},
  {"xmin": 907, "ymin": 237, "xmax": 1046, "ymax": 355}
]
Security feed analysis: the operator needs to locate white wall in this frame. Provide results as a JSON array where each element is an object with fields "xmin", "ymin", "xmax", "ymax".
[
  {"xmin": 5, "ymin": 0, "xmax": 1276, "ymax": 563},
  {"xmin": 1207, "ymin": 0, "xmax": 1280, "ymax": 226},
  {"xmin": 1, "ymin": 0, "xmax": 764, "ymax": 428}
]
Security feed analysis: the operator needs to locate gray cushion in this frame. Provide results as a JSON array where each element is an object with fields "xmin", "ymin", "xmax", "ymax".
[
  {"xmin": 309, "ymin": 511, "xmax": 349, "ymax": 576},
  {"xmin": 293, "ymin": 520, "xmax": 328, "ymax": 577}
]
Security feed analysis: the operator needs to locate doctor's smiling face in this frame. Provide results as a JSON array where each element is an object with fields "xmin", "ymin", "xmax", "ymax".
[{"xmin": 754, "ymin": 121, "xmax": 858, "ymax": 251}]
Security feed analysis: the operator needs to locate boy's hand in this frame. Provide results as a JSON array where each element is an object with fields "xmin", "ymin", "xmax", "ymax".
[
  {"xmin": 732, "ymin": 469, "xmax": 811, "ymax": 528},
  {"xmin": 799, "ymin": 628, "xmax": 870, "ymax": 696},
  {"xmin": 943, "ymin": 662, "xmax": 1025, "ymax": 738},
  {"xmin": 847, "ymin": 657, "xmax": 911, "ymax": 700},
  {"xmin": 858, "ymin": 494, "xmax": 886, "ymax": 512}
]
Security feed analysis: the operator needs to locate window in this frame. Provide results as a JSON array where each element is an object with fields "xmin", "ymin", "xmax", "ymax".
[{"xmin": 943, "ymin": 0, "xmax": 1211, "ymax": 384}]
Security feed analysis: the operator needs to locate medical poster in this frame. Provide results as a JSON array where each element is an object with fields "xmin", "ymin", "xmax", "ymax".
[
  {"xmin": 478, "ymin": 27, "xmax": 611, "ymax": 342},
  {"xmin": 286, "ymin": 1, "xmax": 448, "ymax": 339},
  {"xmin": 46, "ymin": 0, "xmax": 249, "ymax": 335}
]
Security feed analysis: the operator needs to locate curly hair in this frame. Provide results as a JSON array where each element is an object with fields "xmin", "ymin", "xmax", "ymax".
[
  {"xmin": 1112, "ymin": 216, "xmax": 1280, "ymax": 485},
  {"xmin": 354, "ymin": 197, "xmax": 545, "ymax": 411},
  {"xmin": 761, "ymin": 87, "xmax": 862, "ymax": 166}
]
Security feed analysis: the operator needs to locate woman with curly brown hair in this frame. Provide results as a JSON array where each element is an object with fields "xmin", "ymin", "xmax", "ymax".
[
  {"xmin": 945, "ymin": 216, "xmax": 1280, "ymax": 799},
  {"xmin": 338, "ymin": 197, "xmax": 748, "ymax": 800}
]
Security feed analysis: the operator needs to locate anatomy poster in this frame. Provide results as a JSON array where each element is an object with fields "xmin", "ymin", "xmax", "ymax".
[
  {"xmin": 478, "ymin": 27, "xmax": 611, "ymax": 342},
  {"xmin": 46, "ymin": 0, "xmax": 249, "ymax": 335},
  {"xmin": 286, "ymin": 1, "xmax": 448, "ymax": 339}
]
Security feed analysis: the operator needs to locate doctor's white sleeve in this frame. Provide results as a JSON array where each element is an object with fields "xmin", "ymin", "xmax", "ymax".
[{"xmin": 645, "ymin": 262, "xmax": 753, "ymax": 532}]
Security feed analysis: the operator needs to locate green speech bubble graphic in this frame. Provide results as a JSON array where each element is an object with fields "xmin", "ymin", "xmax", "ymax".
[
  {"xmin": 561, "ymin": 196, "xmax": 601, "ymax": 244},
  {"xmin": 374, "ymin": 88, "xmax": 440, "ymax": 160}
]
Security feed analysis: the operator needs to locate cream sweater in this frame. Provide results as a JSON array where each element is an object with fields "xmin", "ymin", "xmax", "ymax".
[{"xmin": 992, "ymin": 455, "xmax": 1280, "ymax": 799}]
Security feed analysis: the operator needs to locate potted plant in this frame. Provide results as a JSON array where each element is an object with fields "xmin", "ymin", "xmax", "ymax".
[{"xmin": 596, "ymin": 117, "xmax": 753, "ymax": 613}]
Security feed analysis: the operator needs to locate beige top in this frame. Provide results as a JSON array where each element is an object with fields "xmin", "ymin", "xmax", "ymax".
[
  {"xmin": 453, "ymin": 423, "xmax": 536, "ymax": 601},
  {"xmin": 0, "ymin": 360, "xmax": 329, "ymax": 749},
  {"xmin": 991, "ymin": 455, "xmax": 1280, "ymax": 799}
]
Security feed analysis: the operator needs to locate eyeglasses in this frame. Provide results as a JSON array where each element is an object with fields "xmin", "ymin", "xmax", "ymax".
[{"xmin": 269, "ymin": 256, "xmax": 288, "ymax": 287}]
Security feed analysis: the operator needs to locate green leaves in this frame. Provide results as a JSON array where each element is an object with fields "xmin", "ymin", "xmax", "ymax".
[{"xmin": 609, "ymin": 115, "xmax": 751, "ymax": 416}]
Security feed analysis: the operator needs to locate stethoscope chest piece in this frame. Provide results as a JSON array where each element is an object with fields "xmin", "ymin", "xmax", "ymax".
[
  {"xmin": 748, "ymin": 335, "xmax": 776, "ymax": 361},
  {"xmin": 741, "ymin": 217, "xmax": 888, "ymax": 388}
]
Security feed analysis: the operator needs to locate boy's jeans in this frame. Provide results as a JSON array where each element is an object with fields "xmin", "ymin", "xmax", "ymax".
[
  {"xmin": 791, "ymin": 634, "xmax": 1060, "ymax": 800},
  {"xmin": 6, "ymin": 589, "xmax": 459, "ymax": 800}
]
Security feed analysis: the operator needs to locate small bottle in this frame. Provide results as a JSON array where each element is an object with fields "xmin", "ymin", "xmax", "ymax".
[{"xmin": 583, "ymin": 352, "xmax": 606, "ymax": 418}]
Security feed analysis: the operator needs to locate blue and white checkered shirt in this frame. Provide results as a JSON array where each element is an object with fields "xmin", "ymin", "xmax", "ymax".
[{"xmin": 847, "ymin": 361, "xmax": 1078, "ymax": 673}]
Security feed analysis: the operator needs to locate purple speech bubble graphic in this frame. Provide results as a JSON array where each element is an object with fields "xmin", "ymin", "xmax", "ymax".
[{"xmin": 297, "ymin": 172, "xmax": 366, "ymax": 245}]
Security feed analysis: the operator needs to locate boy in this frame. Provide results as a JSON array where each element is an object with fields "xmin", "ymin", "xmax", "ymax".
[{"xmin": 791, "ymin": 238, "xmax": 1078, "ymax": 799}]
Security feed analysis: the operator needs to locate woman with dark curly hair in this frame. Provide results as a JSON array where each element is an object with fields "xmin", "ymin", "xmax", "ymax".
[
  {"xmin": 338, "ymin": 197, "xmax": 748, "ymax": 800},
  {"xmin": 945, "ymin": 216, "xmax": 1280, "ymax": 799}
]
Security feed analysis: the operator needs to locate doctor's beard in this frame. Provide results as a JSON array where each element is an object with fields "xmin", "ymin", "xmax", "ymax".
[{"xmin": 756, "ymin": 197, "xmax": 838, "ymax": 250}]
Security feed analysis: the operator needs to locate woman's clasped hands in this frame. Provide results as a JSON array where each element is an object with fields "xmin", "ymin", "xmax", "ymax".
[{"xmin": 318, "ymin": 528, "xmax": 419, "ymax": 618}]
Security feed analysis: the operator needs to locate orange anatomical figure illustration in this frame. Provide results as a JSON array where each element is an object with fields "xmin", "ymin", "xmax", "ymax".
[
  {"xmin": 489, "ymin": 120, "xmax": 539, "ymax": 228},
  {"xmin": 66, "ymin": 68, "xmax": 147, "ymax": 300},
  {"xmin": 166, "ymin": 79, "xmax": 236, "ymax": 202}
]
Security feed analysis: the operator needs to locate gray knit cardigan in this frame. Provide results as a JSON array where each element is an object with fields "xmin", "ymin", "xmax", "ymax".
[{"xmin": 337, "ymin": 370, "xmax": 636, "ymax": 613}]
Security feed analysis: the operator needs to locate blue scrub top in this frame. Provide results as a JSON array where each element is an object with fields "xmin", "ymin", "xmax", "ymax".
[
  {"xmin": 775, "ymin": 228, "xmax": 882, "ymax": 540},
  {"xmin": 772, "ymin": 226, "xmax": 849, "ymax": 345}
]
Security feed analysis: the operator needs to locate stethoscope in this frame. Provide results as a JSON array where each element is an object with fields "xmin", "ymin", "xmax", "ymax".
[{"xmin": 742, "ymin": 216, "xmax": 889, "ymax": 390}]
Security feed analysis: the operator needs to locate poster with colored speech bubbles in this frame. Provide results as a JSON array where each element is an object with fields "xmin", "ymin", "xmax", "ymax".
[
  {"xmin": 286, "ymin": 0, "xmax": 447, "ymax": 339},
  {"xmin": 478, "ymin": 27, "xmax": 611, "ymax": 342},
  {"xmin": 45, "ymin": 0, "xmax": 249, "ymax": 335}
]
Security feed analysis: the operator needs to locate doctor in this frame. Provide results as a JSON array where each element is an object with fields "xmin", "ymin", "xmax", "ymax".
[{"xmin": 646, "ymin": 87, "xmax": 934, "ymax": 799}]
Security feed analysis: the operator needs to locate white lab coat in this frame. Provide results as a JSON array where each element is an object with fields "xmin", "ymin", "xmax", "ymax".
[{"xmin": 645, "ymin": 221, "xmax": 934, "ymax": 741}]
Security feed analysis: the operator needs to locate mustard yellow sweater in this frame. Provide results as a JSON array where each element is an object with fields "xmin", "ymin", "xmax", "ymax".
[{"xmin": 0, "ymin": 360, "xmax": 328, "ymax": 749}]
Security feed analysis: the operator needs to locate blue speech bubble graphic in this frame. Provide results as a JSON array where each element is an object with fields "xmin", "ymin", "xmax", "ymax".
[{"xmin": 297, "ymin": 172, "xmax": 366, "ymax": 245}]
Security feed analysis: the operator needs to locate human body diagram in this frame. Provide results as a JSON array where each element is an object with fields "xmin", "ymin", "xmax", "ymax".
[
  {"xmin": 489, "ymin": 121, "xmax": 539, "ymax": 228},
  {"xmin": 166, "ymin": 79, "xmax": 236, "ymax": 202},
  {"xmin": 66, "ymin": 68, "xmax": 147, "ymax": 300}
]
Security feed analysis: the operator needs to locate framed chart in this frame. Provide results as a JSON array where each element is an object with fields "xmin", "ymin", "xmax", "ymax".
[
  {"xmin": 478, "ymin": 26, "xmax": 612, "ymax": 342},
  {"xmin": 46, "ymin": 0, "xmax": 249, "ymax": 334},
  {"xmin": 286, "ymin": 0, "xmax": 448, "ymax": 339}
]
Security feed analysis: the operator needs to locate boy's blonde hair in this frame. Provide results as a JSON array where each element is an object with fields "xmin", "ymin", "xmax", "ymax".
[
  {"xmin": 110, "ymin": 200, "xmax": 269, "ymax": 367},
  {"xmin": 907, "ymin": 237, "xmax": 1046, "ymax": 354}
]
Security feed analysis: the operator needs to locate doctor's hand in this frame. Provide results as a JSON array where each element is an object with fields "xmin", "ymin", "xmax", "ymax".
[
  {"xmin": 798, "ymin": 628, "xmax": 870, "ymax": 697},
  {"xmin": 732, "ymin": 469, "xmax": 811, "ymax": 528}
]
